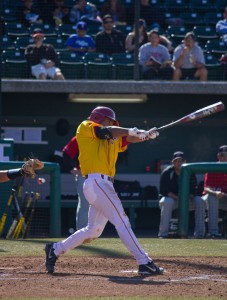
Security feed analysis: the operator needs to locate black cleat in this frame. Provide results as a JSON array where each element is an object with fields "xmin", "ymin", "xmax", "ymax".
[
  {"xmin": 138, "ymin": 261, "xmax": 164, "ymax": 276},
  {"xmin": 45, "ymin": 243, "xmax": 57, "ymax": 273}
]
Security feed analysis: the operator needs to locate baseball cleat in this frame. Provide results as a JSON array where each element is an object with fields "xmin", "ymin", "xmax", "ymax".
[
  {"xmin": 138, "ymin": 261, "xmax": 164, "ymax": 276},
  {"xmin": 45, "ymin": 243, "xmax": 58, "ymax": 273}
]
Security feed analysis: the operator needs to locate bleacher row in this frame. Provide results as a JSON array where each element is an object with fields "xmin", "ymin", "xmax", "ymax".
[
  {"xmin": 2, "ymin": 25, "xmax": 227, "ymax": 80},
  {"xmin": 2, "ymin": 0, "xmax": 227, "ymax": 21},
  {"xmin": 1, "ymin": 0, "xmax": 227, "ymax": 80}
]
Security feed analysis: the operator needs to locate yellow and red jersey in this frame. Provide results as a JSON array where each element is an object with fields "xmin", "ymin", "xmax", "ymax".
[{"xmin": 76, "ymin": 120, "xmax": 128, "ymax": 177}]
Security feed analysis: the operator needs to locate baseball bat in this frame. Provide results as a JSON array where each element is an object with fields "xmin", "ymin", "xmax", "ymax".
[
  {"xmin": 0, "ymin": 189, "xmax": 16, "ymax": 237},
  {"xmin": 22, "ymin": 192, "xmax": 40, "ymax": 239},
  {"xmin": 157, "ymin": 101, "xmax": 225, "ymax": 131},
  {"xmin": 12, "ymin": 192, "xmax": 34, "ymax": 239},
  {"xmin": 6, "ymin": 191, "xmax": 29, "ymax": 239}
]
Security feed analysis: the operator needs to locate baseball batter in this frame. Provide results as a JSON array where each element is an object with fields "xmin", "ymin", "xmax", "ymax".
[{"xmin": 45, "ymin": 106, "xmax": 164, "ymax": 276}]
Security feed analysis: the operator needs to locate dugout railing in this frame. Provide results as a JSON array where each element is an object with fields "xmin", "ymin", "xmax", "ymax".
[{"xmin": 178, "ymin": 162, "xmax": 227, "ymax": 237}]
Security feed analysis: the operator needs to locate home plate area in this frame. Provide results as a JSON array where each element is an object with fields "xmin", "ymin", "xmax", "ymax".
[{"xmin": 0, "ymin": 257, "xmax": 227, "ymax": 298}]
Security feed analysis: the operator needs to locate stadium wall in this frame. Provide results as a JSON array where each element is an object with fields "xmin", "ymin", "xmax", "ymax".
[{"xmin": 2, "ymin": 79, "xmax": 227, "ymax": 173}]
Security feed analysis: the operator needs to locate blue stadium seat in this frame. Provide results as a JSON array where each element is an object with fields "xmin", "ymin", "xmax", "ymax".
[
  {"xmin": 2, "ymin": 50, "xmax": 30, "ymax": 78},
  {"xmin": 5, "ymin": 22, "xmax": 29, "ymax": 39},
  {"xmin": 1, "ymin": 36, "xmax": 15, "ymax": 50},
  {"xmin": 57, "ymin": 24, "xmax": 76, "ymax": 38},
  {"xmin": 29, "ymin": 23, "xmax": 57, "ymax": 37},
  {"xmin": 58, "ymin": 51, "xmax": 85, "ymax": 79},
  {"xmin": 83, "ymin": 52, "xmax": 113, "ymax": 79},
  {"xmin": 205, "ymin": 40, "xmax": 227, "ymax": 56},
  {"xmin": 111, "ymin": 53, "xmax": 136, "ymax": 80},
  {"xmin": 14, "ymin": 36, "xmax": 34, "ymax": 51},
  {"xmin": 190, "ymin": 0, "xmax": 214, "ymax": 13},
  {"xmin": 204, "ymin": 52, "xmax": 223, "ymax": 80},
  {"xmin": 44, "ymin": 37, "xmax": 68, "ymax": 52}
]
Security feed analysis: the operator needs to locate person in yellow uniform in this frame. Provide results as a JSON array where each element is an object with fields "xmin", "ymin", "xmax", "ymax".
[{"xmin": 45, "ymin": 106, "xmax": 164, "ymax": 276}]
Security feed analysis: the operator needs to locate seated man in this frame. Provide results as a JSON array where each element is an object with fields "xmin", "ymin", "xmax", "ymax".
[
  {"xmin": 202, "ymin": 145, "xmax": 227, "ymax": 238},
  {"xmin": 172, "ymin": 31, "xmax": 207, "ymax": 81},
  {"xmin": 139, "ymin": 30, "xmax": 174, "ymax": 80},
  {"xmin": 158, "ymin": 151, "xmax": 205, "ymax": 239},
  {"xmin": 25, "ymin": 28, "xmax": 65, "ymax": 80},
  {"xmin": 66, "ymin": 21, "xmax": 95, "ymax": 56}
]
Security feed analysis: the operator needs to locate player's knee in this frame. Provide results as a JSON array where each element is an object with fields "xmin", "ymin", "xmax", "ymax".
[
  {"xmin": 160, "ymin": 197, "xmax": 174, "ymax": 208},
  {"xmin": 83, "ymin": 224, "xmax": 104, "ymax": 240}
]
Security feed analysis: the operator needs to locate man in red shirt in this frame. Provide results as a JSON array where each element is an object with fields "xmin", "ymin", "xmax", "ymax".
[{"xmin": 203, "ymin": 145, "xmax": 227, "ymax": 238}]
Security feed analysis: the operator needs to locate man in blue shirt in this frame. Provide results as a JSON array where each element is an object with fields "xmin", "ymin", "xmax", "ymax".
[{"xmin": 66, "ymin": 21, "xmax": 96, "ymax": 55}]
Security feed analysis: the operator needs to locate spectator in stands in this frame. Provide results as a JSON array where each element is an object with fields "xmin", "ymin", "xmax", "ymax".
[
  {"xmin": 158, "ymin": 151, "xmax": 205, "ymax": 239},
  {"xmin": 69, "ymin": 0, "xmax": 101, "ymax": 25},
  {"xmin": 125, "ymin": 19, "xmax": 148, "ymax": 53},
  {"xmin": 172, "ymin": 32, "xmax": 207, "ymax": 81},
  {"xmin": 139, "ymin": 30, "xmax": 174, "ymax": 80},
  {"xmin": 100, "ymin": 0, "xmax": 127, "ymax": 25},
  {"xmin": 50, "ymin": 0, "xmax": 71, "ymax": 27},
  {"xmin": 202, "ymin": 145, "xmax": 227, "ymax": 238},
  {"xmin": 66, "ymin": 21, "xmax": 95, "ymax": 55},
  {"xmin": 216, "ymin": 6, "xmax": 227, "ymax": 44},
  {"xmin": 16, "ymin": 0, "xmax": 43, "ymax": 27},
  {"xmin": 25, "ymin": 28, "xmax": 65, "ymax": 80},
  {"xmin": 62, "ymin": 136, "xmax": 89, "ymax": 230},
  {"xmin": 127, "ymin": 0, "xmax": 166, "ymax": 30},
  {"xmin": 95, "ymin": 14, "xmax": 125, "ymax": 55}
]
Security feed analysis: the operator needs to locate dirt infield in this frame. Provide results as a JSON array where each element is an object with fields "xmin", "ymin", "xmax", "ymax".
[{"xmin": 0, "ymin": 256, "xmax": 227, "ymax": 298}]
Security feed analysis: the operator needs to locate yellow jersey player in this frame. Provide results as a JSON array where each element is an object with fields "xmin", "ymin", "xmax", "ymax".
[{"xmin": 45, "ymin": 106, "xmax": 164, "ymax": 276}]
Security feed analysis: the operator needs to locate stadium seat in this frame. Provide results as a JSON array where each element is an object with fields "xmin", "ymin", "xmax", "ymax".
[
  {"xmin": 5, "ymin": 23, "xmax": 29, "ymax": 39},
  {"xmin": 203, "ymin": 12, "xmax": 223, "ymax": 26},
  {"xmin": 29, "ymin": 23, "xmax": 57, "ymax": 37},
  {"xmin": 162, "ymin": 0, "xmax": 188, "ymax": 14},
  {"xmin": 204, "ymin": 53, "xmax": 223, "ymax": 81},
  {"xmin": 165, "ymin": 25, "xmax": 188, "ymax": 43},
  {"xmin": 111, "ymin": 53, "xmax": 136, "ymax": 80},
  {"xmin": 179, "ymin": 13, "xmax": 204, "ymax": 26},
  {"xmin": 2, "ymin": 50, "xmax": 30, "ymax": 78},
  {"xmin": 44, "ymin": 37, "xmax": 68, "ymax": 52},
  {"xmin": 193, "ymin": 26, "xmax": 218, "ymax": 43},
  {"xmin": 58, "ymin": 52, "xmax": 85, "ymax": 79},
  {"xmin": 2, "ymin": 7, "xmax": 17, "ymax": 22},
  {"xmin": 190, "ymin": 0, "xmax": 214, "ymax": 13},
  {"xmin": 14, "ymin": 36, "xmax": 34, "ymax": 51},
  {"xmin": 204, "ymin": 40, "xmax": 227, "ymax": 56},
  {"xmin": 57, "ymin": 24, "xmax": 76, "ymax": 38},
  {"xmin": 86, "ymin": 22, "xmax": 103, "ymax": 36},
  {"xmin": 1, "ymin": 36, "xmax": 15, "ymax": 51},
  {"xmin": 83, "ymin": 52, "xmax": 113, "ymax": 79},
  {"xmin": 215, "ymin": 0, "xmax": 227, "ymax": 11}
]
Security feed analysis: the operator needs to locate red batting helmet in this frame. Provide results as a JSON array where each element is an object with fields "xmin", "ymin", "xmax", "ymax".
[{"xmin": 88, "ymin": 106, "xmax": 119, "ymax": 126}]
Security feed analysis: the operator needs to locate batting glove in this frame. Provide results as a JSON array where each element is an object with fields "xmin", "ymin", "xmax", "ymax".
[
  {"xmin": 146, "ymin": 127, "xmax": 159, "ymax": 140},
  {"xmin": 128, "ymin": 127, "xmax": 147, "ymax": 140}
]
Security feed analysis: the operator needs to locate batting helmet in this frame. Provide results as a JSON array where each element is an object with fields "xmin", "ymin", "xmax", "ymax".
[{"xmin": 88, "ymin": 106, "xmax": 119, "ymax": 126}]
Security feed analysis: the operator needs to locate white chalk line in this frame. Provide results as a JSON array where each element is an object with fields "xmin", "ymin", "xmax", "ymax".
[{"xmin": 0, "ymin": 270, "xmax": 227, "ymax": 283}]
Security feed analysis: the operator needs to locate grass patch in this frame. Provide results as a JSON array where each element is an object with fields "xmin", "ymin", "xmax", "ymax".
[{"xmin": 0, "ymin": 237, "xmax": 227, "ymax": 257}]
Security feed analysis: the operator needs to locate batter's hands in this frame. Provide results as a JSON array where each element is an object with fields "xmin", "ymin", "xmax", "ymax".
[
  {"xmin": 128, "ymin": 127, "xmax": 147, "ymax": 140},
  {"xmin": 146, "ymin": 127, "xmax": 159, "ymax": 140}
]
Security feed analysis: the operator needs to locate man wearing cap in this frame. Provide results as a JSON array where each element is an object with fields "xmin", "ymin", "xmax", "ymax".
[
  {"xmin": 158, "ymin": 151, "xmax": 205, "ymax": 238},
  {"xmin": 202, "ymin": 145, "xmax": 227, "ymax": 238},
  {"xmin": 25, "ymin": 28, "xmax": 65, "ymax": 80},
  {"xmin": 65, "ymin": 21, "xmax": 95, "ymax": 55}
]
